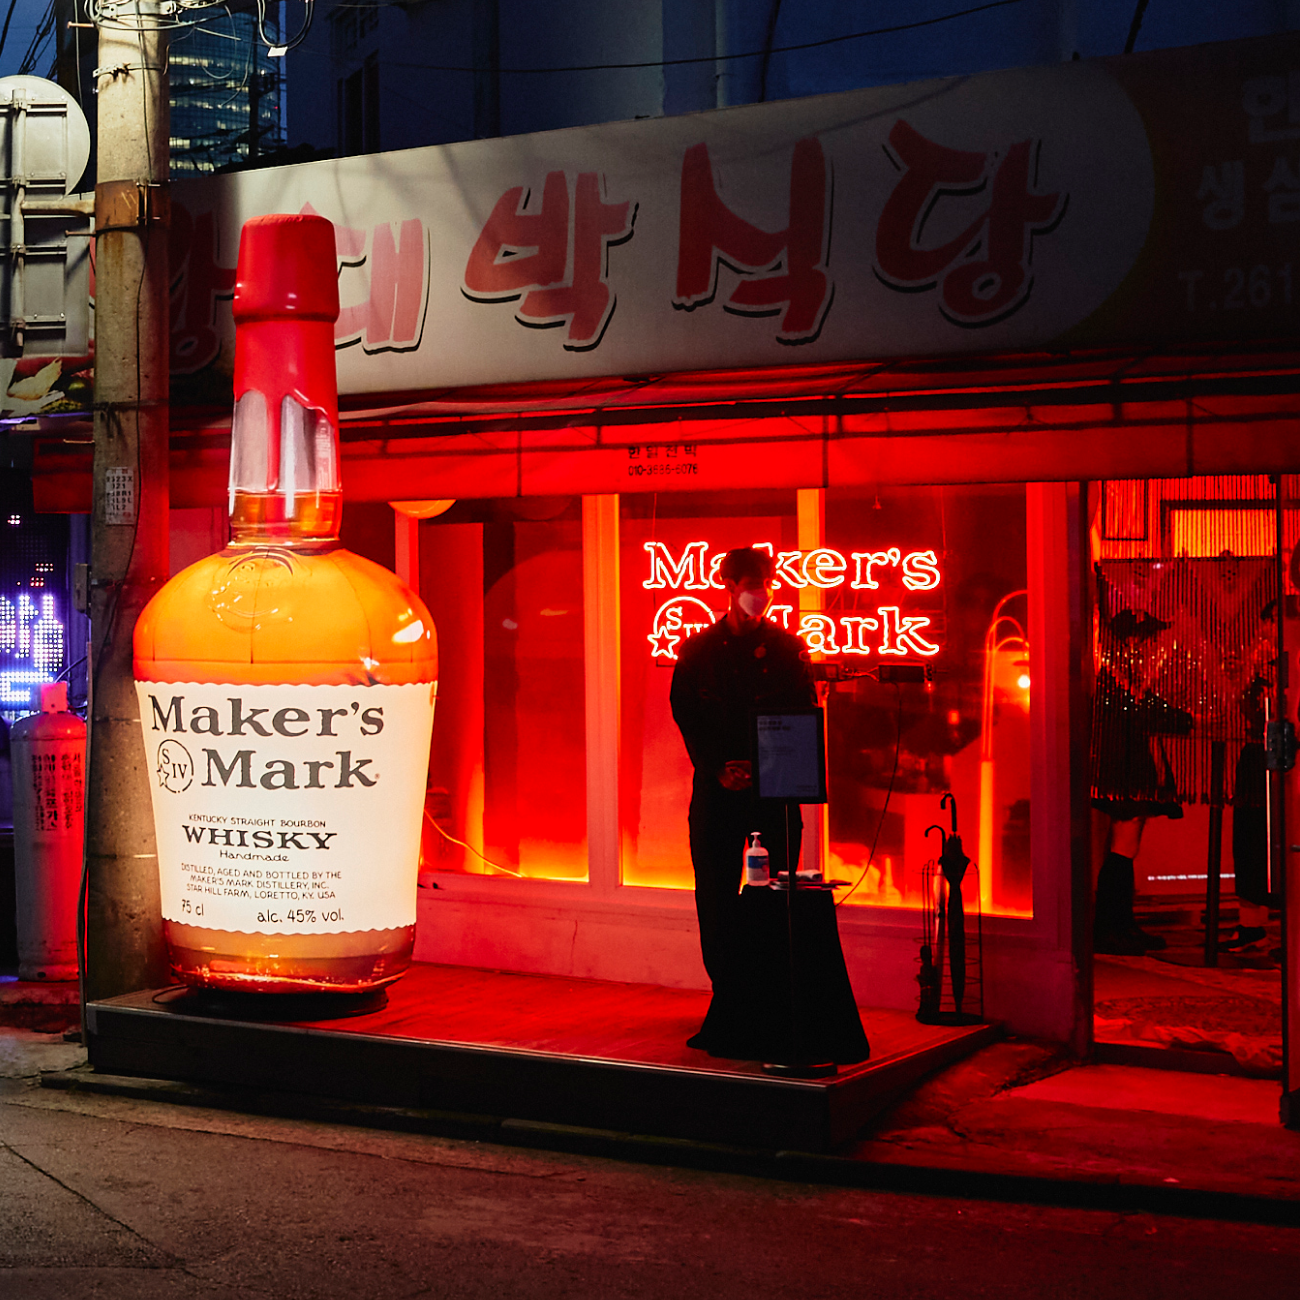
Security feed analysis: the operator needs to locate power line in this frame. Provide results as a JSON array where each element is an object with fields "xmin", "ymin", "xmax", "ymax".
[
  {"xmin": 379, "ymin": 0, "xmax": 1025, "ymax": 76},
  {"xmin": 1124, "ymin": 0, "xmax": 1151, "ymax": 54},
  {"xmin": 0, "ymin": 0, "xmax": 20, "ymax": 67},
  {"xmin": 18, "ymin": 0, "xmax": 56, "ymax": 75}
]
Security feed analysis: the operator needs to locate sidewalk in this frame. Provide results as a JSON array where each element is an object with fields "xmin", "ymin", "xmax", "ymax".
[
  {"xmin": 13, "ymin": 1016, "xmax": 1300, "ymax": 1224},
  {"xmin": 842, "ymin": 1039, "xmax": 1300, "ymax": 1214}
]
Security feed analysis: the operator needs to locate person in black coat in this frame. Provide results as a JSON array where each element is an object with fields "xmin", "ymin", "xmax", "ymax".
[
  {"xmin": 1226, "ymin": 674, "xmax": 1276, "ymax": 950},
  {"xmin": 669, "ymin": 547, "xmax": 816, "ymax": 998}
]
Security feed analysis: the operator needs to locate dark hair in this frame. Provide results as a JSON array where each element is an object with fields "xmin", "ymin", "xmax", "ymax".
[{"xmin": 719, "ymin": 547, "xmax": 774, "ymax": 585}]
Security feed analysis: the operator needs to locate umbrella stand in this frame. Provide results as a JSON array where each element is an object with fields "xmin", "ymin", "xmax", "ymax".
[{"xmin": 917, "ymin": 792, "xmax": 985, "ymax": 1027}]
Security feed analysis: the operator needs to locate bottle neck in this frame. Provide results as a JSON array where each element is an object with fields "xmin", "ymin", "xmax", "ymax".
[
  {"xmin": 228, "ymin": 319, "xmax": 342, "ymax": 547},
  {"xmin": 228, "ymin": 490, "xmax": 342, "ymax": 548}
]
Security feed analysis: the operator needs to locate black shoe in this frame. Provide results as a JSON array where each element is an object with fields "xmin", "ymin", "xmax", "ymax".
[
  {"xmin": 1127, "ymin": 925, "xmax": 1166, "ymax": 951},
  {"xmin": 1095, "ymin": 929, "xmax": 1149, "ymax": 956},
  {"xmin": 1220, "ymin": 926, "xmax": 1267, "ymax": 951}
]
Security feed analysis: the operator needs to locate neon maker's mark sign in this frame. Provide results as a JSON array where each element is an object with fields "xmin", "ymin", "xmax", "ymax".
[{"xmin": 644, "ymin": 542, "xmax": 943, "ymax": 662}]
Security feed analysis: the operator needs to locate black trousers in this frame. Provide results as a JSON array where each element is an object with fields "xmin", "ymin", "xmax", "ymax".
[
  {"xmin": 688, "ymin": 780, "xmax": 802, "ymax": 990},
  {"xmin": 1232, "ymin": 742, "xmax": 1273, "ymax": 908}
]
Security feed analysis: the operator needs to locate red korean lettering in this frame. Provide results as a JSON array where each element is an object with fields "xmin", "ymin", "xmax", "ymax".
[
  {"xmin": 940, "ymin": 140, "xmax": 1063, "ymax": 324},
  {"xmin": 335, "ymin": 219, "xmax": 429, "ymax": 352},
  {"xmin": 875, "ymin": 123, "xmax": 987, "ymax": 287},
  {"xmin": 675, "ymin": 136, "xmax": 832, "ymax": 343},
  {"xmin": 874, "ymin": 120, "xmax": 1064, "ymax": 328},
  {"xmin": 463, "ymin": 172, "xmax": 635, "ymax": 350},
  {"xmin": 464, "ymin": 172, "xmax": 569, "ymax": 298},
  {"xmin": 169, "ymin": 204, "xmax": 236, "ymax": 374}
]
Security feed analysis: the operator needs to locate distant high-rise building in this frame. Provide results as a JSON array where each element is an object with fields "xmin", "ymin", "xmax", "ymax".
[{"xmin": 54, "ymin": 0, "xmax": 285, "ymax": 178}]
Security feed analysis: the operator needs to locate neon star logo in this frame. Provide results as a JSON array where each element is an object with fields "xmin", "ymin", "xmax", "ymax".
[{"xmin": 648, "ymin": 596, "xmax": 718, "ymax": 660}]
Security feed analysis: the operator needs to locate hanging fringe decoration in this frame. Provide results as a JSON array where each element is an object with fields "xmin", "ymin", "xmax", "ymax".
[{"xmin": 1091, "ymin": 473, "xmax": 1297, "ymax": 810}]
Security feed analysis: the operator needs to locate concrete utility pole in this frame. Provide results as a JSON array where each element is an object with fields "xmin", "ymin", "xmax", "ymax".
[{"xmin": 84, "ymin": 2, "xmax": 171, "ymax": 1000}]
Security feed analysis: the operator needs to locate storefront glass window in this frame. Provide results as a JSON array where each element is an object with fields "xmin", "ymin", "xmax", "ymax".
[
  {"xmin": 1090, "ymin": 475, "xmax": 1300, "ymax": 901},
  {"xmin": 616, "ymin": 485, "xmax": 1032, "ymax": 918},
  {"xmin": 823, "ymin": 484, "xmax": 1031, "ymax": 917},
  {"xmin": 618, "ymin": 491, "xmax": 798, "ymax": 889},
  {"xmin": 418, "ymin": 499, "xmax": 587, "ymax": 880}
]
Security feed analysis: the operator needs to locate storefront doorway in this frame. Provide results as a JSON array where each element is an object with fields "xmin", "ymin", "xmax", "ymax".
[{"xmin": 1089, "ymin": 474, "xmax": 1294, "ymax": 1081}]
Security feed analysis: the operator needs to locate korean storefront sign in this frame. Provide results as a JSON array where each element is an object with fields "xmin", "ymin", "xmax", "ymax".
[{"xmin": 155, "ymin": 32, "xmax": 1300, "ymax": 409}]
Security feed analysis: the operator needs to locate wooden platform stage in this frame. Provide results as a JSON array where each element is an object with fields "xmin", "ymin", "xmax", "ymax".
[{"xmin": 85, "ymin": 963, "xmax": 999, "ymax": 1152}]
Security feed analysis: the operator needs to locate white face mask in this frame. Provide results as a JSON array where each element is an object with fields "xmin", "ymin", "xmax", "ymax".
[{"xmin": 737, "ymin": 588, "xmax": 769, "ymax": 618}]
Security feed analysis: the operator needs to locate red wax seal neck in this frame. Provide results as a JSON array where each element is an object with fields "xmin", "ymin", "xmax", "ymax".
[{"xmin": 234, "ymin": 213, "xmax": 340, "ymax": 322}]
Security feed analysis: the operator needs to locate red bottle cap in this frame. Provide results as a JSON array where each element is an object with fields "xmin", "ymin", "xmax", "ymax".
[
  {"xmin": 230, "ymin": 212, "xmax": 342, "ymax": 513},
  {"xmin": 233, "ymin": 213, "xmax": 340, "ymax": 323}
]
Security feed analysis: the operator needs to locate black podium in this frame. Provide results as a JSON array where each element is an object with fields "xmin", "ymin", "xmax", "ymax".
[{"xmin": 690, "ymin": 883, "xmax": 870, "ymax": 1064}]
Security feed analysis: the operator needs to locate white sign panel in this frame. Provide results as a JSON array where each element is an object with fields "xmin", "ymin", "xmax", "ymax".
[
  {"xmin": 169, "ymin": 60, "xmax": 1153, "ymax": 398},
  {"xmin": 136, "ymin": 681, "xmax": 436, "ymax": 935}
]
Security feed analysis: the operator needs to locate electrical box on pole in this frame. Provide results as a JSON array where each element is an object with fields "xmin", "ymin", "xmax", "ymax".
[{"xmin": 0, "ymin": 75, "xmax": 93, "ymax": 413}]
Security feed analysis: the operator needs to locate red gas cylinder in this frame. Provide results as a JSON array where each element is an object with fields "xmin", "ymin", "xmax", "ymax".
[{"xmin": 11, "ymin": 682, "xmax": 85, "ymax": 981}]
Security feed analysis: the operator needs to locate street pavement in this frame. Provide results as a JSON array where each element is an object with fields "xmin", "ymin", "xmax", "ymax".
[{"xmin": 3, "ymin": 1028, "xmax": 1300, "ymax": 1299}]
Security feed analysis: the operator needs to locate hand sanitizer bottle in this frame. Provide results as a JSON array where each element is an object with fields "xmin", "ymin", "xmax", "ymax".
[{"xmin": 744, "ymin": 832, "xmax": 770, "ymax": 887}]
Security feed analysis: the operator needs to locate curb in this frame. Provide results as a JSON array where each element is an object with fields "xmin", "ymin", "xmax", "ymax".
[
  {"xmin": 0, "ymin": 981, "xmax": 81, "ymax": 1031},
  {"xmin": 0, "ymin": 981, "xmax": 79, "ymax": 1005},
  {"xmin": 37, "ymin": 1066, "xmax": 1300, "ymax": 1227}
]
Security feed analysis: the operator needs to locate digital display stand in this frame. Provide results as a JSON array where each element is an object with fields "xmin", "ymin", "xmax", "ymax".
[
  {"xmin": 752, "ymin": 708, "xmax": 827, "ymax": 805},
  {"xmin": 751, "ymin": 707, "xmax": 835, "ymax": 1077}
]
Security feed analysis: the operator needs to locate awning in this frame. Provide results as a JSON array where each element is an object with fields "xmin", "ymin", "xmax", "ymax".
[{"xmin": 31, "ymin": 343, "xmax": 1300, "ymax": 511}]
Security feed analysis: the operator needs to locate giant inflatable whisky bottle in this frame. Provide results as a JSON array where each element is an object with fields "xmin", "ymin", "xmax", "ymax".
[{"xmin": 134, "ymin": 213, "xmax": 437, "ymax": 993}]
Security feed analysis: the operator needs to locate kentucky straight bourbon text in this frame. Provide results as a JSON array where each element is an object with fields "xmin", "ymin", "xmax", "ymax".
[{"xmin": 134, "ymin": 213, "xmax": 437, "ymax": 993}]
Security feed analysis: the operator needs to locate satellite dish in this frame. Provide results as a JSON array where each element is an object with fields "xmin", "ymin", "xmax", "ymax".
[{"xmin": 0, "ymin": 75, "xmax": 92, "ymax": 194}]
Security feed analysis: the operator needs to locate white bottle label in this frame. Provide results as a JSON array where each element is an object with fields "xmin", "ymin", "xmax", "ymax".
[{"xmin": 135, "ymin": 680, "xmax": 436, "ymax": 935}]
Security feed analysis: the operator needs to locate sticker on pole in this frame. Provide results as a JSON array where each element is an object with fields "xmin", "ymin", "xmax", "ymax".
[{"xmin": 104, "ymin": 467, "xmax": 135, "ymax": 525}]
